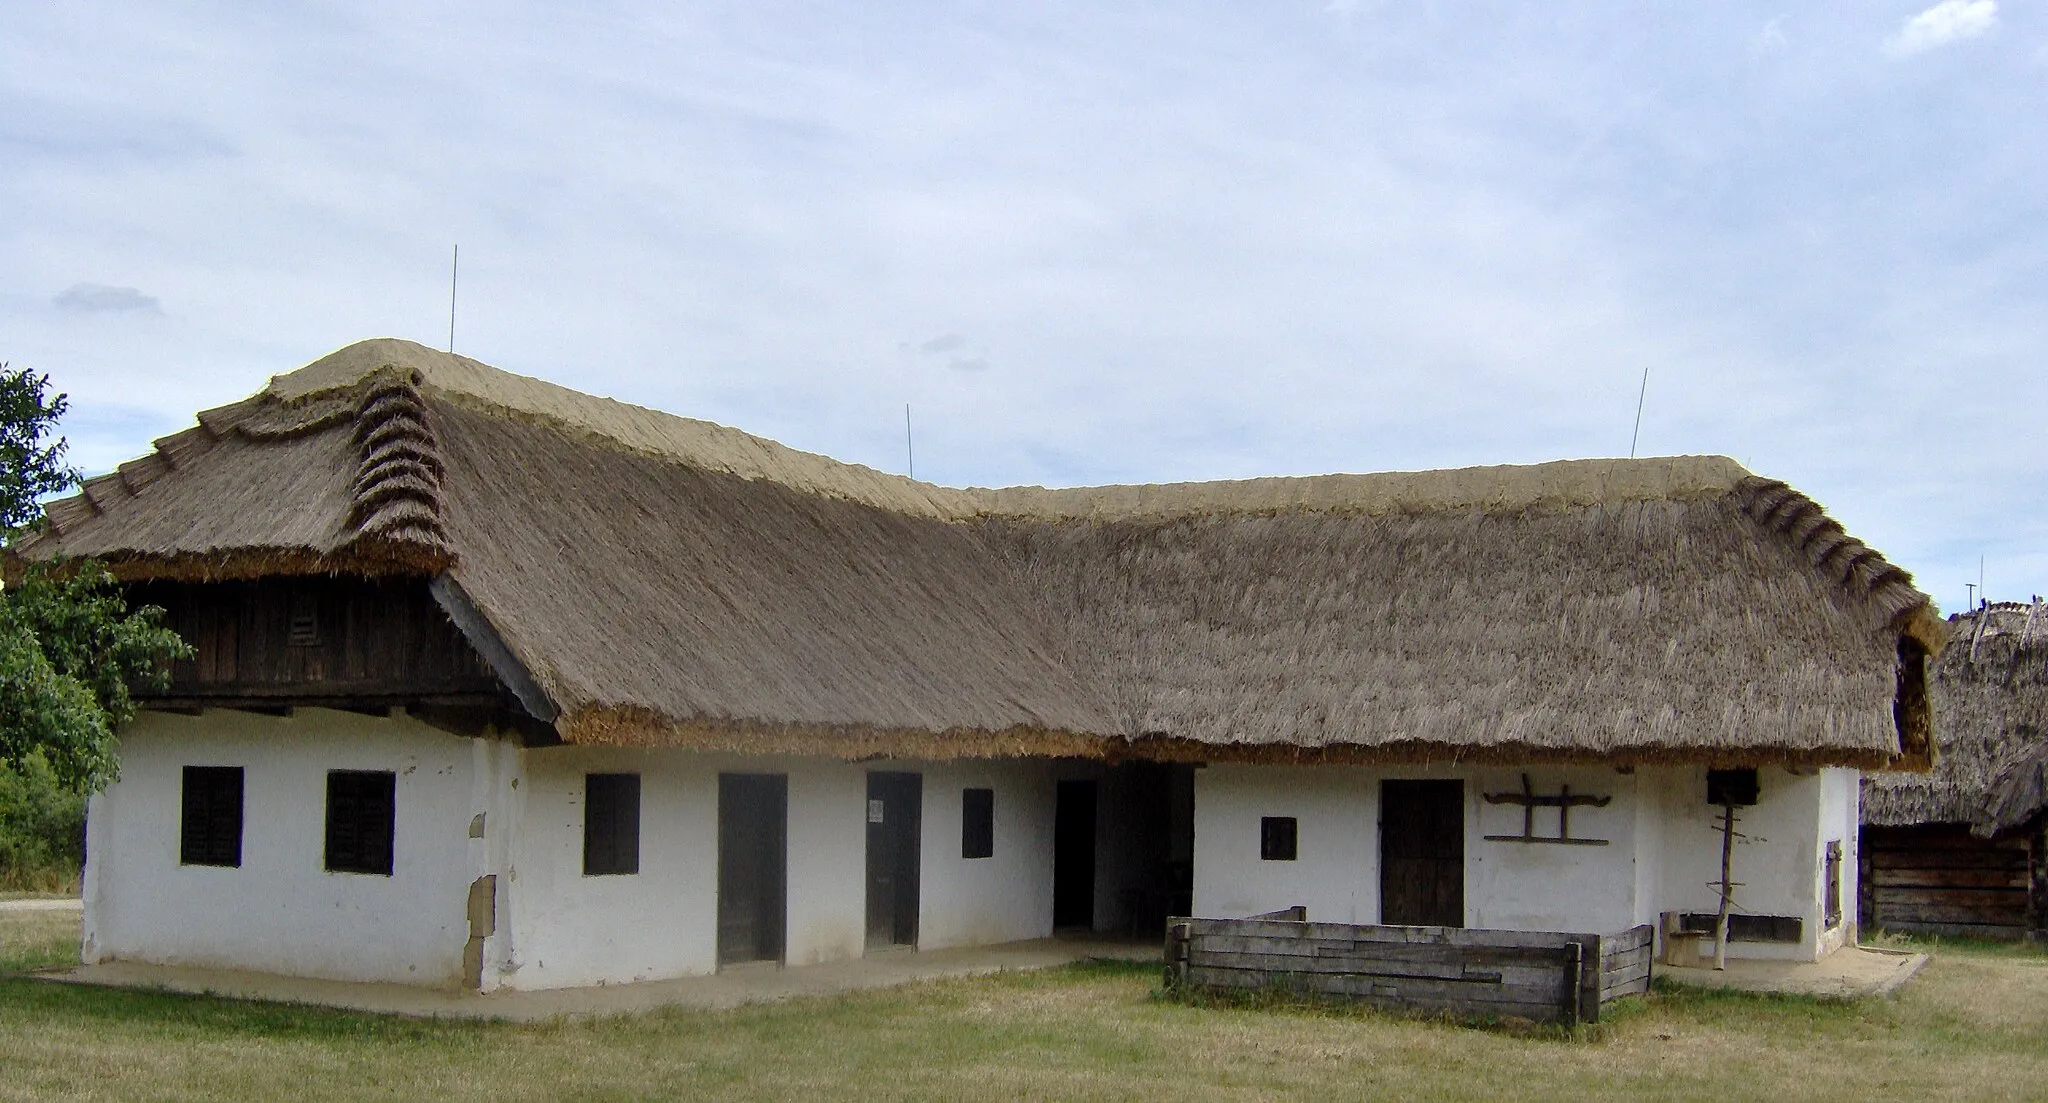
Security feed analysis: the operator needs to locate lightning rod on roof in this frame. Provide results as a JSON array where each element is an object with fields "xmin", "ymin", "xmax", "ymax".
[
  {"xmin": 1629, "ymin": 367, "xmax": 1649, "ymax": 459},
  {"xmin": 448, "ymin": 244, "xmax": 459, "ymax": 353},
  {"xmin": 906, "ymin": 404, "xmax": 915, "ymax": 481}
]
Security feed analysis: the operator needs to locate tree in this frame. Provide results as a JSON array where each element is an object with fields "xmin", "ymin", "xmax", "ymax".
[{"xmin": 0, "ymin": 364, "xmax": 190, "ymax": 792}]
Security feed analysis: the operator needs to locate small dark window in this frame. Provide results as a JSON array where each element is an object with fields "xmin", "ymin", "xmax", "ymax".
[
  {"xmin": 287, "ymin": 592, "xmax": 320, "ymax": 647},
  {"xmin": 962, "ymin": 788, "xmax": 994, "ymax": 859},
  {"xmin": 325, "ymin": 770, "xmax": 395, "ymax": 876},
  {"xmin": 1824, "ymin": 840, "xmax": 1844, "ymax": 929},
  {"xmin": 584, "ymin": 773, "xmax": 641, "ymax": 875},
  {"xmin": 1706, "ymin": 768, "xmax": 1760, "ymax": 807},
  {"xmin": 180, "ymin": 766, "xmax": 243, "ymax": 868},
  {"xmin": 1261, "ymin": 816, "xmax": 1298, "ymax": 861}
]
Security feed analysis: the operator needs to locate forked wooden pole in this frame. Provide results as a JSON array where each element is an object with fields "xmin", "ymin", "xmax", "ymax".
[{"xmin": 1714, "ymin": 803, "xmax": 1735, "ymax": 970}]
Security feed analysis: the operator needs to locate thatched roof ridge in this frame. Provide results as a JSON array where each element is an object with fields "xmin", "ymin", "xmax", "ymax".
[
  {"xmin": 11, "ymin": 365, "xmax": 453, "ymax": 582},
  {"xmin": 10, "ymin": 339, "xmax": 1939, "ymax": 766},
  {"xmin": 1864, "ymin": 602, "xmax": 2048, "ymax": 836}
]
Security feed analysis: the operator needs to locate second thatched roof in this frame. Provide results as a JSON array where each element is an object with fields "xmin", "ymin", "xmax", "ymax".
[
  {"xmin": 1864, "ymin": 602, "xmax": 2048, "ymax": 836},
  {"xmin": 12, "ymin": 338, "xmax": 1942, "ymax": 767}
]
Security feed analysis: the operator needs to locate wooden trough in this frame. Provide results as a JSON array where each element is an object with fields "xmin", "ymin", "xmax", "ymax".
[{"xmin": 1164, "ymin": 909, "xmax": 1654, "ymax": 1025}]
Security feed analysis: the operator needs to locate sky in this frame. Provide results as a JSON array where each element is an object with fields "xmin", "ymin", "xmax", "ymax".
[{"xmin": 2, "ymin": 1, "xmax": 2043, "ymax": 614}]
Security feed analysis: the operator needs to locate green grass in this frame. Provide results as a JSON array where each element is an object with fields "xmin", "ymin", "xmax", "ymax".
[{"xmin": 3, "ymin": 918, "xmax": 2047, "ymax": 1102}]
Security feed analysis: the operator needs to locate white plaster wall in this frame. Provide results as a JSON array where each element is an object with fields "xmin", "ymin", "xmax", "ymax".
[
  {"xmin": 1466, "ymin": 766, "xmax": 1640, "ymax": 935},
  {"xmin": 505, "ymin": 752, "xmax": 1058, "ymax": 990},
  {"xmin": 506, "ymin": 750, "xmax": 870, "ymax": 988},
  {"xmin": 1816, "ymin": 767, "xmax": 1860, "ymax": 953},
  {"xmin": 1193, "ymin": 761, "xmax": 1847, "ymax": 959},
  {"xmin": 914, "ymin": 759, "xmax": 1057, "ymax": 950},
  {"xmin": 83, "ymin": 709, "xmax": 501, "ymax": 987},
  {"xmin": 1650, "ymin": 766, "xmax": 1833, "ymax": 961},
  {"xmin": 1193, "ymin": 764, "xmax": 1380, "ymax": 924},
  {"xmin": 1193, "ymin": 764, "xmax": 1644, "ymax": 933}
]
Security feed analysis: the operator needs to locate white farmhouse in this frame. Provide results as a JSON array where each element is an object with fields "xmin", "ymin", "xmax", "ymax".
[{"xmin": 10, "ymin": 339, "xmax": 1940, "ymax": 992}]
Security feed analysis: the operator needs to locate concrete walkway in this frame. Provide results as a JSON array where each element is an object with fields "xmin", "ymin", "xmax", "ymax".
[
  {"xmin": 0, "ymin": 898, "xmax": 82, "ymax": 913},
  {"xmin": 1657, "ymin": 945, "xmax": 1928, "ymax": 999},
  {"xmin": 42, "ymin": 936, "xmax": 1159, "ymax": 1022}
]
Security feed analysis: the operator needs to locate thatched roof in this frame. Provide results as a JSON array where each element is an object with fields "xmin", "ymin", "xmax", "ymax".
[
  {"xmin": 1864, "ymin": 602, "xmax": 2048, "ymax": 836},
  {"xmin": 10, "ymin": 338, "xmax": 1941, "ymax": 767}
]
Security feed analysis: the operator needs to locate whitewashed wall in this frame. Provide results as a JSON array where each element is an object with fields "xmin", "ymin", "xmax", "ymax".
[
  {"xmin": 505, "ymin": 751, "xmax": 1059, "ymax": 989},
  {"xmin": 83, "ymin": 709, "xmax": 511, "ymax": 987},
  {"xmin": 1648, "ymin": 766, "xmax": 1851, "ymax": 962},
  {"xmin": 1194, "ymin": 762, "xmax": 1850, "ymax": 961},
  {"xmin": 1466, "ymin": 766, "xmax": 1640, "ymax": 935},
  {"xmin": 914, "ymin": 760, "xmax": 1058, "ymax": 950}
]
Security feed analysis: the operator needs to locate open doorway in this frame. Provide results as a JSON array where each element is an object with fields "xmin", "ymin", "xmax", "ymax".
[{"xmin": 1053, "ymin": 779, "xmax": 1097, "ymax": 929}]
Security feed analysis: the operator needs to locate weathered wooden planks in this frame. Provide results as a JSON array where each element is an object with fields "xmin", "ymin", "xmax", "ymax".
[
  {"xmin": 1862, "ymin": 824, "xmax": 2041, "ymax": 939},
  {"xmin": 1166, "ymin": 917, "xmax": 1653, "ymax": 1025}
]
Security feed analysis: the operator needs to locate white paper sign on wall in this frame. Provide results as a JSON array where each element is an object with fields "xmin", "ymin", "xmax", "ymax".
[{"xmin": 868, "ymin": 799, "xmax": 886, "ymax": 824}]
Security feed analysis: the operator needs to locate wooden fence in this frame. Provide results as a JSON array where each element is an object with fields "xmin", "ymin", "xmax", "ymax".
[{"xmin": 1164, "ymin": 915, "xmax": 1654, "ymax": 1025}]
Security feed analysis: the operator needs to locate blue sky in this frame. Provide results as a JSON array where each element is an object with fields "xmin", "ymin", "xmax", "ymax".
[{"xmin": 3, "ymin": 1, "xmax": 2042, "ymax": 612}]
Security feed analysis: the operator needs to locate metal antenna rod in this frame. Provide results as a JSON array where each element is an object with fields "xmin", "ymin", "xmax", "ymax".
[
  {"xmin": 448, "ymin": 244, "xmax": 459, "ymax": 353},
  {"xmin": 905, "ymin": 404, "xmax": 915, "ymax": 480},
  {"xmin": 1629, "ymin": 367, "xmax": 1649, "ymax": 458}
]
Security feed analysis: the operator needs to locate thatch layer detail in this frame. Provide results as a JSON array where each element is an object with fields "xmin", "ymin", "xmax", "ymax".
[
  {"xmin": 1864, "ymin": 603, "xmax": 2048, "ymax": 836},
  {"xmin": 13, "ymin": 338, "xmax": 1939, "ymax": 766}
]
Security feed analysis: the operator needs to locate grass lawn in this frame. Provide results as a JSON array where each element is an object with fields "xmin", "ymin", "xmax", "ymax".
[{"xmin": 3, "ymin": 914, "xmax": 2046, "ymax": 1102}]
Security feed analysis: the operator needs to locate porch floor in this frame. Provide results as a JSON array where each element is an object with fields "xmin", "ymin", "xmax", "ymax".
[
  {"xmin": 1656, "ymin": 944, "xmax": 1928, "ymax": 999},
  {"xmin": 38, "ymin": 935, "xmax": 1159, "ymax": 1022}
]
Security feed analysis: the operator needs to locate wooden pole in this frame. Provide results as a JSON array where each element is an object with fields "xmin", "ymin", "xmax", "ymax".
[{"xmin": 1714, "ymin": 803, "xmax": 1735, "ymax": 970}]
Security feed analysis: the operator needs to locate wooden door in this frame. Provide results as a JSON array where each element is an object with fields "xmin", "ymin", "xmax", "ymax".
[
  {"xmin": 1053, "ymin": 780, "xmax": 1098, "ymax": 929},
  {"xmin": 717, "ymin": 773, "xmax": 787, "ymax": 964},
  {"xmin": 865, "ymin": 772, "xmax": 923, "ymax": 949},
  {"xmin": 1380, "ymin": 779, "xmax": 1465, "ymax": 928}
]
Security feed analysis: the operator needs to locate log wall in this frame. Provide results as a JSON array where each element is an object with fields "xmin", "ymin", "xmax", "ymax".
[
  {"xmin": 1860, "ymin": 824, "xmax": 2041, "ymax": 940},
  {"xmin": 1163, "ymin": 917, "xmax": 1653, "ymax": 1025}
]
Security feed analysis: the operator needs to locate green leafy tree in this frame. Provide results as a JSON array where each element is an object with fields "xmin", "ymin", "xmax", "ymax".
[{"xmin": 0, "ymin": 363, "xmax": 190, "ymax": 793}]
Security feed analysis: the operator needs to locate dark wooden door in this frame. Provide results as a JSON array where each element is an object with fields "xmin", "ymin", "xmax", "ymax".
[
  {"xmin": 717, "ymin": 773, "xmax": 787, "ymax": 965},
  {"xmin": 865, "ymin": 771, "xmax": 923, "ymax": 949},
  {"xmin": 1380, "ymin": 779, "xmax": 1465, "ymax": 928},
  {"xmin": 1053, "ymin": 780, "xmax": 1097, "ymax": 929}
]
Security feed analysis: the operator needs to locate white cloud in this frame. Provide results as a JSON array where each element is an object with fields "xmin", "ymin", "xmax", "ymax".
[
  {"xmin": 52, "ymin": 284, "xmax": 160, "ymax": 314},
  {"xmin": 1752, "ymin": 15, "xmax": 1790, "ymax": 58},
  {"xmin": 1885, "ymin": 0, "xmax": 1998, "ymax": 58}
]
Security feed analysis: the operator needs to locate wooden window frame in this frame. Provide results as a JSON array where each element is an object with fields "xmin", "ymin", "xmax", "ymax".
[
  {"xmin": 324, "ymin": 770, "xmax": 396, "ymax": 876},
  {"xmin": 961, "ymin": 787, "xmax": 994, "ymax": 860},
  {"xmin": 1824, "ymin": 840, "xmax": 1844, "ymax": 929},
  {"xmin": 583, "ymin": 772, "xmax": 642, "ymax": 876},
  {"xmin": 1261, "ymin": 816, "xmax": 1299, "ymax": 861},
  {"xmin": 179, "ymin": 766, "xmax": 244, "ymax": 868}
]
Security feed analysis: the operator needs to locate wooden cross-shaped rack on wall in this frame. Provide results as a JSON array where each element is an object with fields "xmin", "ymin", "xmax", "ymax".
[{"xmin": 1482, "ymin": 773, "xmax": 1611, "ymax": 846}]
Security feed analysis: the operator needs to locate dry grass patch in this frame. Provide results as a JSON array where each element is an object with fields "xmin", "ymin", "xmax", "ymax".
[{"xmin": 2, "ymin": 921, "xmax": 2047, "ymax": 1102}]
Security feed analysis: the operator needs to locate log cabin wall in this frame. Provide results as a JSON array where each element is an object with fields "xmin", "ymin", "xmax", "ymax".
[
  {"xmin": 127, "ymin": 577, "xmax": 519, "ymax": 719},
  {"xmin": 1859, "ymin": 823, "xmax": 2042, "ymax": 940}
]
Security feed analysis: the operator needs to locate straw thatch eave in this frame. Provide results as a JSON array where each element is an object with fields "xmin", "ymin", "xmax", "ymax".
[{"xmin": 1864, "ymin": 602, "xmax": 2048, "ymax": 837}]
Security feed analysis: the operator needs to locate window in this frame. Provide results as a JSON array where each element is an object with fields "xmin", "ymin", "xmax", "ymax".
[
  {"xmin": 1706, "ymin": 768, "xmax": 1759, "ymax": 807},
  {"xmin": 962, "ymin": 788, "xmax": 994, "ymax": 859},
  {"xmin": 584, "ymin": 773, "xmax": 641, "ymax": 875},
  {"xmin": 1824, "ymin": 840, "xmax": 1844, "ymax": 929},
  {"xmin": 179, "ymin": 766, "xmax": 243, "ymax": 868},
  {"xmin": 325, "ymin": 770, "xmax": 395, "ymax": 875},
  {"xmin": 1260, "ymin": 816, "xmax": 1298, "ymax": 861}
]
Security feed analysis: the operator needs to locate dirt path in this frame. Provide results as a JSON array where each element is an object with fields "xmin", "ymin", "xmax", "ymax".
[{"xmin": 0, "ymin": 898, "xmax": 82, "ymax": 913}]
